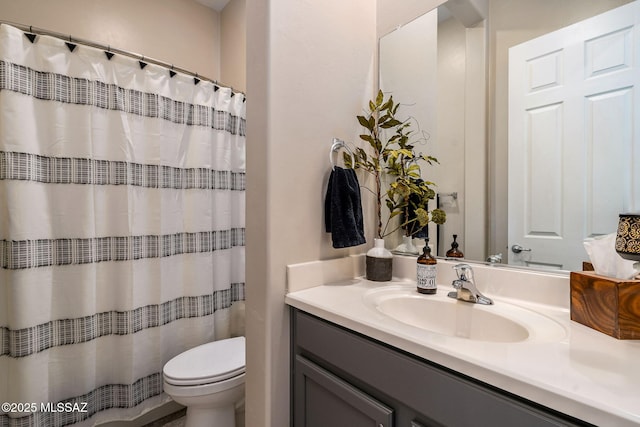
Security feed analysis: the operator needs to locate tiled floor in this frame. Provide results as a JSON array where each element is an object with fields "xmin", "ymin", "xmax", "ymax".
[
  {"xmin": 152, "ymin": 408, "xmax": 245, "ymax": 427},
  {"xmin": 161, "ymin": 417, "xmax": 185, "ymax": 427},
  {"xmin": 141, "ymin": 408, "xmax": 186, "ymax": 427}
]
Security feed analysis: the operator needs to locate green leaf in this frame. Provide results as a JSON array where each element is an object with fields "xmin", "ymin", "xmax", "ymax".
[
  {"xmin": 385, "ymin": 199, "xmax": 394, "ymax": 211},
  {"xmin": 380, "ymin": 119, "xmax": 403, "ymax": 129},
  {"xmin": 389, "ymin": 210, "xmax": 403, "ymax": 219},
  {"xmin": 381, "ymin": 151, "xmax": 389, "ymax": 163},
  {"xmin": 356, "ymin": 147, "xmax": 367, "ymax": 159},
  {"xmin": 343, "ymin": 152, "xmax": 352, "ymax": 168},
  {"xmin": 376, "ymin": 89, "xmax": 384, "ymax": 106},
  {"xmin": 423, "ymin": 154, "xmax": 439, "ymax": 164},
  {"xmin": 374, "ymin": 138, "xmax": 382, "ymax": 153},
  {"xmin": 359, "ymin": 134, "xmax": 374, "ymax": 144},
  {"xmin": 387, "ymin": 135, "xmax": 400, "ymax": 144},
  {"xmin": 357, "ymin": 115, "xmax": 371, "ymax": 129}
]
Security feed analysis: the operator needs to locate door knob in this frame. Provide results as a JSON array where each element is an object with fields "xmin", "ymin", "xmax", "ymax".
[{"xmin": 511, "ymin": 244, "xmax": 531, "ymax": 254}]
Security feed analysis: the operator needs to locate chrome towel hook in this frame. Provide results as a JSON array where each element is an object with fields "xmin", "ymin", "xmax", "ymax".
[{"xmin": 330, "ymin": 138, "xmax": 355, "ymax": 170}]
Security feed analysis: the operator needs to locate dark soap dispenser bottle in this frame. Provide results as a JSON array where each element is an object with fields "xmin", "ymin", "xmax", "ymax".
[
  {"xmin": 417, "ymin": 238, "xmax": 437, "ymax": 294},
  {"xmin": 446, "ymin": 234, "xmax": 464, "ymax": 258}
]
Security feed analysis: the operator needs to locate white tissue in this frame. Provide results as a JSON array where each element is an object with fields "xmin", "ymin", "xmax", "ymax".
[{"xmin": 583, "ymin": 233, "xmax": 640, "ymax": 279}]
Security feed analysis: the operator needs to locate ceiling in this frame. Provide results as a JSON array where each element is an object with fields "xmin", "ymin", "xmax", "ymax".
[{"xmin": 195, "ymin": 0, "xmax": 231, "ymax": 12}]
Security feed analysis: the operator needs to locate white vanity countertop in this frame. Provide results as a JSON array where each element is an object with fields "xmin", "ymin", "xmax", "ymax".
[{"xmin": 285, "ymin": 257, "xmax": 640, "ymax": 427}]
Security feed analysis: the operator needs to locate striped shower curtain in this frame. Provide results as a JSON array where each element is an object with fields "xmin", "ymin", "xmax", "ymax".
[{"xmin": 0, "ymin": 24, "xmax": 246, "ymax": 426}]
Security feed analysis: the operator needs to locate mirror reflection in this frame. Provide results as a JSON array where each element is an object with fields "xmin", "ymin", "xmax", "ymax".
[{"xmin": 379, "ymin": 0, "xmax": 638, "ymax": 272}]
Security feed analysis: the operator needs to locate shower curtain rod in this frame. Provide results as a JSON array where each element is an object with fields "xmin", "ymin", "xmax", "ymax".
[{"xmin": 0, "ymin": 20, "xmax": 245, "ymax": 98}]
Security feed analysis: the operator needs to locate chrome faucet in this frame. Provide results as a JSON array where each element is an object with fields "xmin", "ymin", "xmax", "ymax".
[
  {"xmin": 447, "ymin": 264, "xmax": 493, "ymax": 305},
  {"xmin": 486, "ymin": 253, "xmax": 502, "ymax": 264}
]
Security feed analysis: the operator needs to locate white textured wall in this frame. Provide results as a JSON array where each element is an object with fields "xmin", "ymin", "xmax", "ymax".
[
  {"xmin": 221, "ymin": 0, "xmax": 246, "ymax": 92},
  {"xmin": 245, "ymin": 0, "xmax": 376, "ymax": 425},
  {"xmin": 0, "ymin": 0, "xmax": 220, "ymax": 79},
  {"xmin": 377, "ymin": 0, "xmax": 445, "ymax": 36}
]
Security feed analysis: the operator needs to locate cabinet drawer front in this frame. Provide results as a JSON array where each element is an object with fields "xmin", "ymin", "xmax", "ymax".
[{"xmin": 294, "ymin": 355, "xmax": 394, "ymax": 427}]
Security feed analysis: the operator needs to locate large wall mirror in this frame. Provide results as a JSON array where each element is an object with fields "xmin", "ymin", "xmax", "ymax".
[{"xmin": 379, "ymin": 0, "xmax": 638, "ymax": 272}]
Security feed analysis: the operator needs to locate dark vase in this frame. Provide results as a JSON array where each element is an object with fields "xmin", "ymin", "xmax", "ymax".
[{"xmin": 366, "ymin": 238, "xmax": 393, "ymax": 281}]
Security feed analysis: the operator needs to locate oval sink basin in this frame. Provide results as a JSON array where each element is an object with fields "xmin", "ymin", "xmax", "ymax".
[{"xmin": 363, "ymin": 285, "xmax": 566, "ymax": 343}]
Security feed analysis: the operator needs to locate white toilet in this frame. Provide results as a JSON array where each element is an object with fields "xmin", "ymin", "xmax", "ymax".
[{"xmin": 163, "ymin": 336, "xmax": 245, "ymax": 427}]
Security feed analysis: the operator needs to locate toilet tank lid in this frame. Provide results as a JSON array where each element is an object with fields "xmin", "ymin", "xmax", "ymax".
[{"xmin": 163, "ymin": 336, "xmax": 245, "ymax": 385}]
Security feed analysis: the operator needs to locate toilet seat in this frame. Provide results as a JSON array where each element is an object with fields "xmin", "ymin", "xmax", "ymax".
[{"xmin": 163, "ymin": 336, "xmax": 245, "ymax": 387}]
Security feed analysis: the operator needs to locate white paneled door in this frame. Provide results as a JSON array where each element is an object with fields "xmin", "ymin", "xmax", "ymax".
[{"xmin": 508, "ymin": 1, "xmax": 640, "ymax": 271}]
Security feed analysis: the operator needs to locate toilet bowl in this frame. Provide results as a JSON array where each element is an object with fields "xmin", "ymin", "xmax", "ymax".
[{"xmin": 163, "ymin": 336, "xmax": 245, "ymax": 427}]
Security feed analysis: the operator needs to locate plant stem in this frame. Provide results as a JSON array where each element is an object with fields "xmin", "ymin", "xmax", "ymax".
[
  {"xmin": 375, "ymin": 171, "xmax": 382, "ymax": 238},
  {"xmin": 383, "ymin": 217, "xmax": 420, "ymax": 239}
]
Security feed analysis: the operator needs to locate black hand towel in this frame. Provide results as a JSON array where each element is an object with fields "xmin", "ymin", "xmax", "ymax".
[{"xmin": 324, "ymin": 167, "xmax": 366, "ymax": 249}]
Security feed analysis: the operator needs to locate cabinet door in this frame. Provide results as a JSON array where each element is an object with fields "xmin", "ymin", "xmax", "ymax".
[{"xmin": 294, "ymin": 355, "xmax": 394, "ymax": 427}]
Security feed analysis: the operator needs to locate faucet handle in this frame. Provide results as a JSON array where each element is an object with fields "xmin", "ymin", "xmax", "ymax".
[
  {"xmin": 453, "ymin": 263, "xmax": 473, "ymax": 281},
  {"xmin": 451, "ymin": 278, "xmax": 463, "ymax": 289}
]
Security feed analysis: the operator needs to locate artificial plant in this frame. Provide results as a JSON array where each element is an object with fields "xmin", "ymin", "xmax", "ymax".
[{"xmin": 347, "ymin": 89, "xmax": 446, "ymax": 239}]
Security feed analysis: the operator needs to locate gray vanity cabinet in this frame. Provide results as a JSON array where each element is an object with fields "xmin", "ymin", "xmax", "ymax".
[{"xmin": 291, "ymin": 308, "xmax": 592, "ymax": 427}]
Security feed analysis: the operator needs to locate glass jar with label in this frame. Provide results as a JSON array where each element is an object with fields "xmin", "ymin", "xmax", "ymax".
[{"xmin": 417, "ymin": 239, "xmax": 437, "ymax": 294}]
